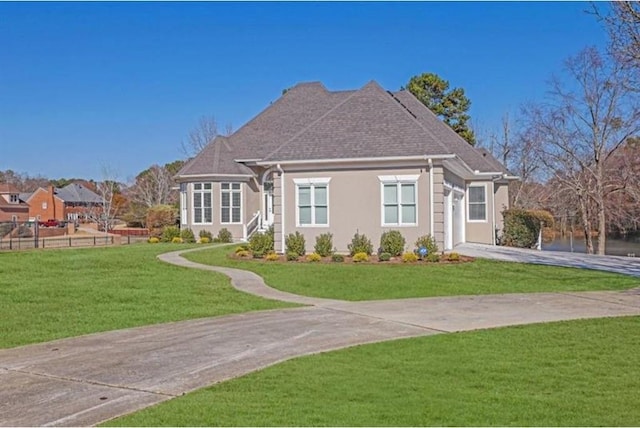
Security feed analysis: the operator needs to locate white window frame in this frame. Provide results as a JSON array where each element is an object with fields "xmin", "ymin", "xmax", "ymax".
[
  {"xmin": 180, "ymin": 183, "xmax": 187, "ymax": 225},
  {"xmin": 220, "ymin": 182, "xmax": 243, "ymax": 224},
  {"xmin": 192, "ymin": 182, "xmax": 213, "ymax": 225},
  {"xmin": 293, "ymin": 178, "xmax": 330, "ymax": 227},
  {"xmin": 467, "ymin": 183, "xmax": 487, "ymax": 222},
  {"xmin": 379, "ymin": 175, "xmax": 419, "ymax": 227},
  {"xmin": 9, "ymin": 194, "xmax": 18, "ymax": 203}
]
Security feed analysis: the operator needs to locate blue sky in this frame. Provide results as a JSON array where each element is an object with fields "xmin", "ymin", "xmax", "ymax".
[{"xmin": 0, "ymin": 1, "xmax": 609, "ymax": 182}]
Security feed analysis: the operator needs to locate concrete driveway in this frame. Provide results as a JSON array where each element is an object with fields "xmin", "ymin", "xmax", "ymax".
[
  {"xmin": 2, "ymin": 247, "xmax": 640, "ymax": 426},
  {"xmin": 455, "ymin": 242, "xmax": 640, "ymax": 277}
]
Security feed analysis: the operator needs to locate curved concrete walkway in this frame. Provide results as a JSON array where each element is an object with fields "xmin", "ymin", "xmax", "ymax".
[{"xmin": 2, "ymin": 246, "xmax": 640, "ymax": 427}]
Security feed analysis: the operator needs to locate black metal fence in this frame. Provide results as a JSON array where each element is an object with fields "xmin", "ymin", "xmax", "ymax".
[{"xmin": 0, "ymin": 221, "xmax": 150, "ymax": 251}]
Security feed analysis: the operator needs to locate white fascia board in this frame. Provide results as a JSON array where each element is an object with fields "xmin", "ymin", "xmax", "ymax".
[
  {"xmin": 175, "ymin": 173, "xmax": 254, "ymax": 182},
  {"xmin": 256, "ymin": 154, "xmax": 456, "ymax": 166}
]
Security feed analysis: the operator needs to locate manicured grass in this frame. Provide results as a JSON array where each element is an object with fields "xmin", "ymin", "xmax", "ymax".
[
  {"xmin": 106, "ymin": 316, "xmax": 640, "ymax": 426},
  {"xmin": 184, "ymin": 246, "xmax": 640, "ymax": 300},
  {"xmin": 0, "ymin": 244, "xmax": 295, "ymax": 348}
]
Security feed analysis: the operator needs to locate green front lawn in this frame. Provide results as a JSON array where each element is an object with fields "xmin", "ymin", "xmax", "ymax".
[
  {"xmin": 106, "ymin": 315, "xmax": 640, "ymax": 426},
  {"xmin": 0, "ymin": 244, "xmax": 295, "ymax": 348},
  {"xmin": 184, "ymin": 246, "xmax": 640, "ymax": 300}
]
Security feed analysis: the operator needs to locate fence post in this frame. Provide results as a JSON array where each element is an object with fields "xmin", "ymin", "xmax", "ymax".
[
  {"xmin": 69, "ymin": 237, "xmax": 72, "ymax": 247},
  {"xmin": 94, "ymin": 236, "xmax": 96, "ymax": 246}
]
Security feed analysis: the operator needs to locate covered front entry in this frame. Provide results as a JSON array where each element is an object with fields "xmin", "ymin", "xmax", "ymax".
[
  {"xmin": 262, "ymin": 181, "xmax": 274, "ymax": 228},
  {"xmin": 443, "ymin": 187, "xmax": 465, "ymax": 250}
]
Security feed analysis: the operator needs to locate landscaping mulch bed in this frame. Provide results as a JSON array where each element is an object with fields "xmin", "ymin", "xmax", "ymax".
[{"xmin": 230, "ymin": 252, "xmax": 475, "ymax": 264}]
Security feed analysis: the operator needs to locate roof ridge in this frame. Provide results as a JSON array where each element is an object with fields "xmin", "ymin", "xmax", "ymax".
[
  {"xmin": 259, "ymin": 82, "xmax": 366, "ymax": 162},
  {"xmin": 229, "ymin": 82, "xmax": 329, "ymax": 147},
  {"xmin": 389, "ymin": 90, "xmax": 454, "ymax": 156}
]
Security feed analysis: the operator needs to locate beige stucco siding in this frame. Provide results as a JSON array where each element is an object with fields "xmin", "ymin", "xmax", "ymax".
[
  {"xmin": 276, "ymin": 167, "xmax": 431, "ymax": 253},
  {"xmin": 493, "ymin": 182, "xmax": 509, "ymax": 234},
  {"xmin": 465, "ymin": 180, "xmax": 507, "ymax": 245}
]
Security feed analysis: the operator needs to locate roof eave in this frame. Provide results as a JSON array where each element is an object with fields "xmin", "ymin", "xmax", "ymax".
[{"xmin": 256, "ymin": 154, "xmax": 456, "ymax": 167}]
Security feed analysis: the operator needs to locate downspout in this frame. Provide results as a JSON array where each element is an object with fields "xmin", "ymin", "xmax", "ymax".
[
  {"xmin": 276, "ymin": 163, "xmax": 285, "ymax": 254},
  {"xmin": 428, "ymin": 158, "xmax": 434, "ymax": 237}
]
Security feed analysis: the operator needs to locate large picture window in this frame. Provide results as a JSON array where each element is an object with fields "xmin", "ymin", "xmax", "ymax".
[
  {"xmin": 193, "ymin": 183, "xmax": 213, "ymax": 224},
  {"xmin": 379, "ymin": 175, "xmax": 418, "ymax": 226},
  {"xmin": 221, "ymin": 183, "xmax": 242, "ymax": 223},
  {"xmin": 294, "ymin": 178, "xmax": 329, "ymax": 226},
  {"xmin": 468, "ymin": 185, "xmax": 487, "ymax": 221}
]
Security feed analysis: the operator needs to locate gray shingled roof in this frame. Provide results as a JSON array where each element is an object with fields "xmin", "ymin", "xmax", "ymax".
[
  {"xmin": 177, "ymin": 80, "xmax": 508, "ymax": 178},
  {"xmin": 55, "ymin": 183, "xmax": 102, "ymax": 204}
]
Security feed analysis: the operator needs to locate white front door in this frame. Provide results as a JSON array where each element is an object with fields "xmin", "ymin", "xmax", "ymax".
[{"xmin": 263, "ymin": 182, "xmax": 274, "ymax": 227}]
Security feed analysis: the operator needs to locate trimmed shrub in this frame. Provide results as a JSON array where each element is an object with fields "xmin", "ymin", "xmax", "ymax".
[
  {"xmin": 252, "ymin": 250, "xmax": 264, "ymax": 259},
  {"xmin": 199, "ymin": 229, "xmax": 213, "ymax": 242},
  {"xmin": 180, "ymin": 228, "xmax": 196, "ymax": 243},
  {"xmin": 426, "ymin": 253, "xmax": 440, "ymax": 263},
  {"xmin": 402, "ymin": 252, "xmax": 419, "ymax": 263},
  {"xmin": 353, "ymin": 252, "xmax": 369, "ymax": 263},
  {"xmin": 314, "ymin": 233, "xmax": 334, "ymax": 257},
  {"xmin": 331, "ymin": 254, "xmax": 345, "ymax": 263},
  {"xmin": 348, "ymin": 232, "xmax": 373, "ymax": 256},
  {"xmin": 235, "ymin": 245, "xmax": 250, "ymax": 253},
  {"xmin": 286, "ymin": 251, "xmax": 299, "ymax": 261},
  {"xmin": 171, "ymin": 236, "xmax": 183, "ymax": 244},
  {"xmin": 447, "ymin": 252, "xmax": 460, "ymax": 261},
  {"xmin": 236, "ymin": 250, "xmax": 250, "ymax": 258},
  {"xmin": 286, "ymin": 231, "xmax": 306, "ymax": 256},
  {"xmin": 265, "ymin": 252, "xmax": 280, "ymax": 262},
  {"xmin": 216, "ymin": 228, "xmax": 233, "ymax": 243},
  {"xmin": 199, "ymin": 237, "xmax": 210, "ymax": 244},
  {"xmin": 306, "ymin": 252, "xmax": 322, "ymax": 262},
  {"xmin": 161, "ymin": 226, "xmax": 181, "ymax": 243},
  {"xmin": 148, "ymin": 237, "xmax": 160, "ymax": 244},
  {"xmin": 415, "ymin": 234, "xmax": 439, "ymax": 256},
  {"xmin": 379, "ymin": 252, "xmax": 392, "ymax": 262},
  {"xmin": 379, "ymin": 230, "xmax": 406, "ymax": 256},
  {"xmin": 249, "ymin": 230, "xmax": 274, "ymax": 255},
  {"xmin": 502, "ymin": 208, "xmax": 555, "ymax": 248}
]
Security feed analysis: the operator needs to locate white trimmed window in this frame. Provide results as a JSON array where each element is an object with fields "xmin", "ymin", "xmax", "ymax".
[
  {"xmin": 9, "ymin": 194, "xmax": 18, "ymax": 203},
  {"xmin": 221, "ymin": 183, "xmax": 242, "ymax": 224},
  {"xmin": 379, "ymin": 175, "xmax": 419, "ymax": 226},
  {"xmin": 468, "ymin": 185, "xmax": 487, "ymax": 221},
  {"xmin": 193, "ymin": 183, "xmax": 213, "ymax": 224},
  {"xmin": 294, "ymin": 178, "xmax": 330, "ymax": 226}
]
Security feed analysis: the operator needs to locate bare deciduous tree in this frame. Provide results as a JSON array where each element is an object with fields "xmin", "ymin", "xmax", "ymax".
[
  {"xmin": 596, "ymin": 2, "xmax": 640, "ymax": 71},
  {"xmin": 524, "ymin": 47, "xmax": 640, "ymax": 254},
  {"xmin": 129, "ymin": 164, "xmax": 175, "ymax": 208},
  {"xmin": 180, "ymin": 115, "xmax": 233, "ymax": 157}
]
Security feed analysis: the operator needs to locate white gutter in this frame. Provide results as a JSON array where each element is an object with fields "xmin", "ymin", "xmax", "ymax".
[
  {"xmin": 276, "ymin": 163, "xmax": 285, "ymax": 254},
  {"xmin": 175, "ymin": 173, "xmax": 254, "ymax": 183},
  {"xmin": 257, "ymin": 154, "xmax": 456, "ymax": 166},
  {"xmin": 429, "ymin": 158, "xmax": 434, "ymax": 237}
]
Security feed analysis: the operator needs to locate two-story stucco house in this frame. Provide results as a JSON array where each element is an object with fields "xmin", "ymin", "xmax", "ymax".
[{"xmin": 175, "ymin": 81, "xmax": 516, "ymax": 253}]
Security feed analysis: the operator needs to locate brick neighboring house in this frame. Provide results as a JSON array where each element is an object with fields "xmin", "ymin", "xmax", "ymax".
[
  {"xmin": 25, "ymin": 183, "xmax": 102, "ymax": 222},
  {"xmin": 176, "ymin": 81, "xmax": 518, "ymax": 253},
  {"xmin": 0, "ymin": 184, "xmax": 30, "ymax": 223}
]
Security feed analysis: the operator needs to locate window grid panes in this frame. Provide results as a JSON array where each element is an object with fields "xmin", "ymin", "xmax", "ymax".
[
  {"xmin": 297, "ymin": 184, "xmax": 328, "ymax": 226},
  {"xmin": 468, "ymin": 186, "xmax": 487, "ymax": 221},
  {"xmin": 193, "ymin": 183, "xmax": 213, "ymax": 224},
  {"xmin": 221, "ymin": 182, "xmax": 242, "ymax": 223},
  {"xmin": 383, "ymin": 183, "xmax": 416, "ymax": 225}
]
